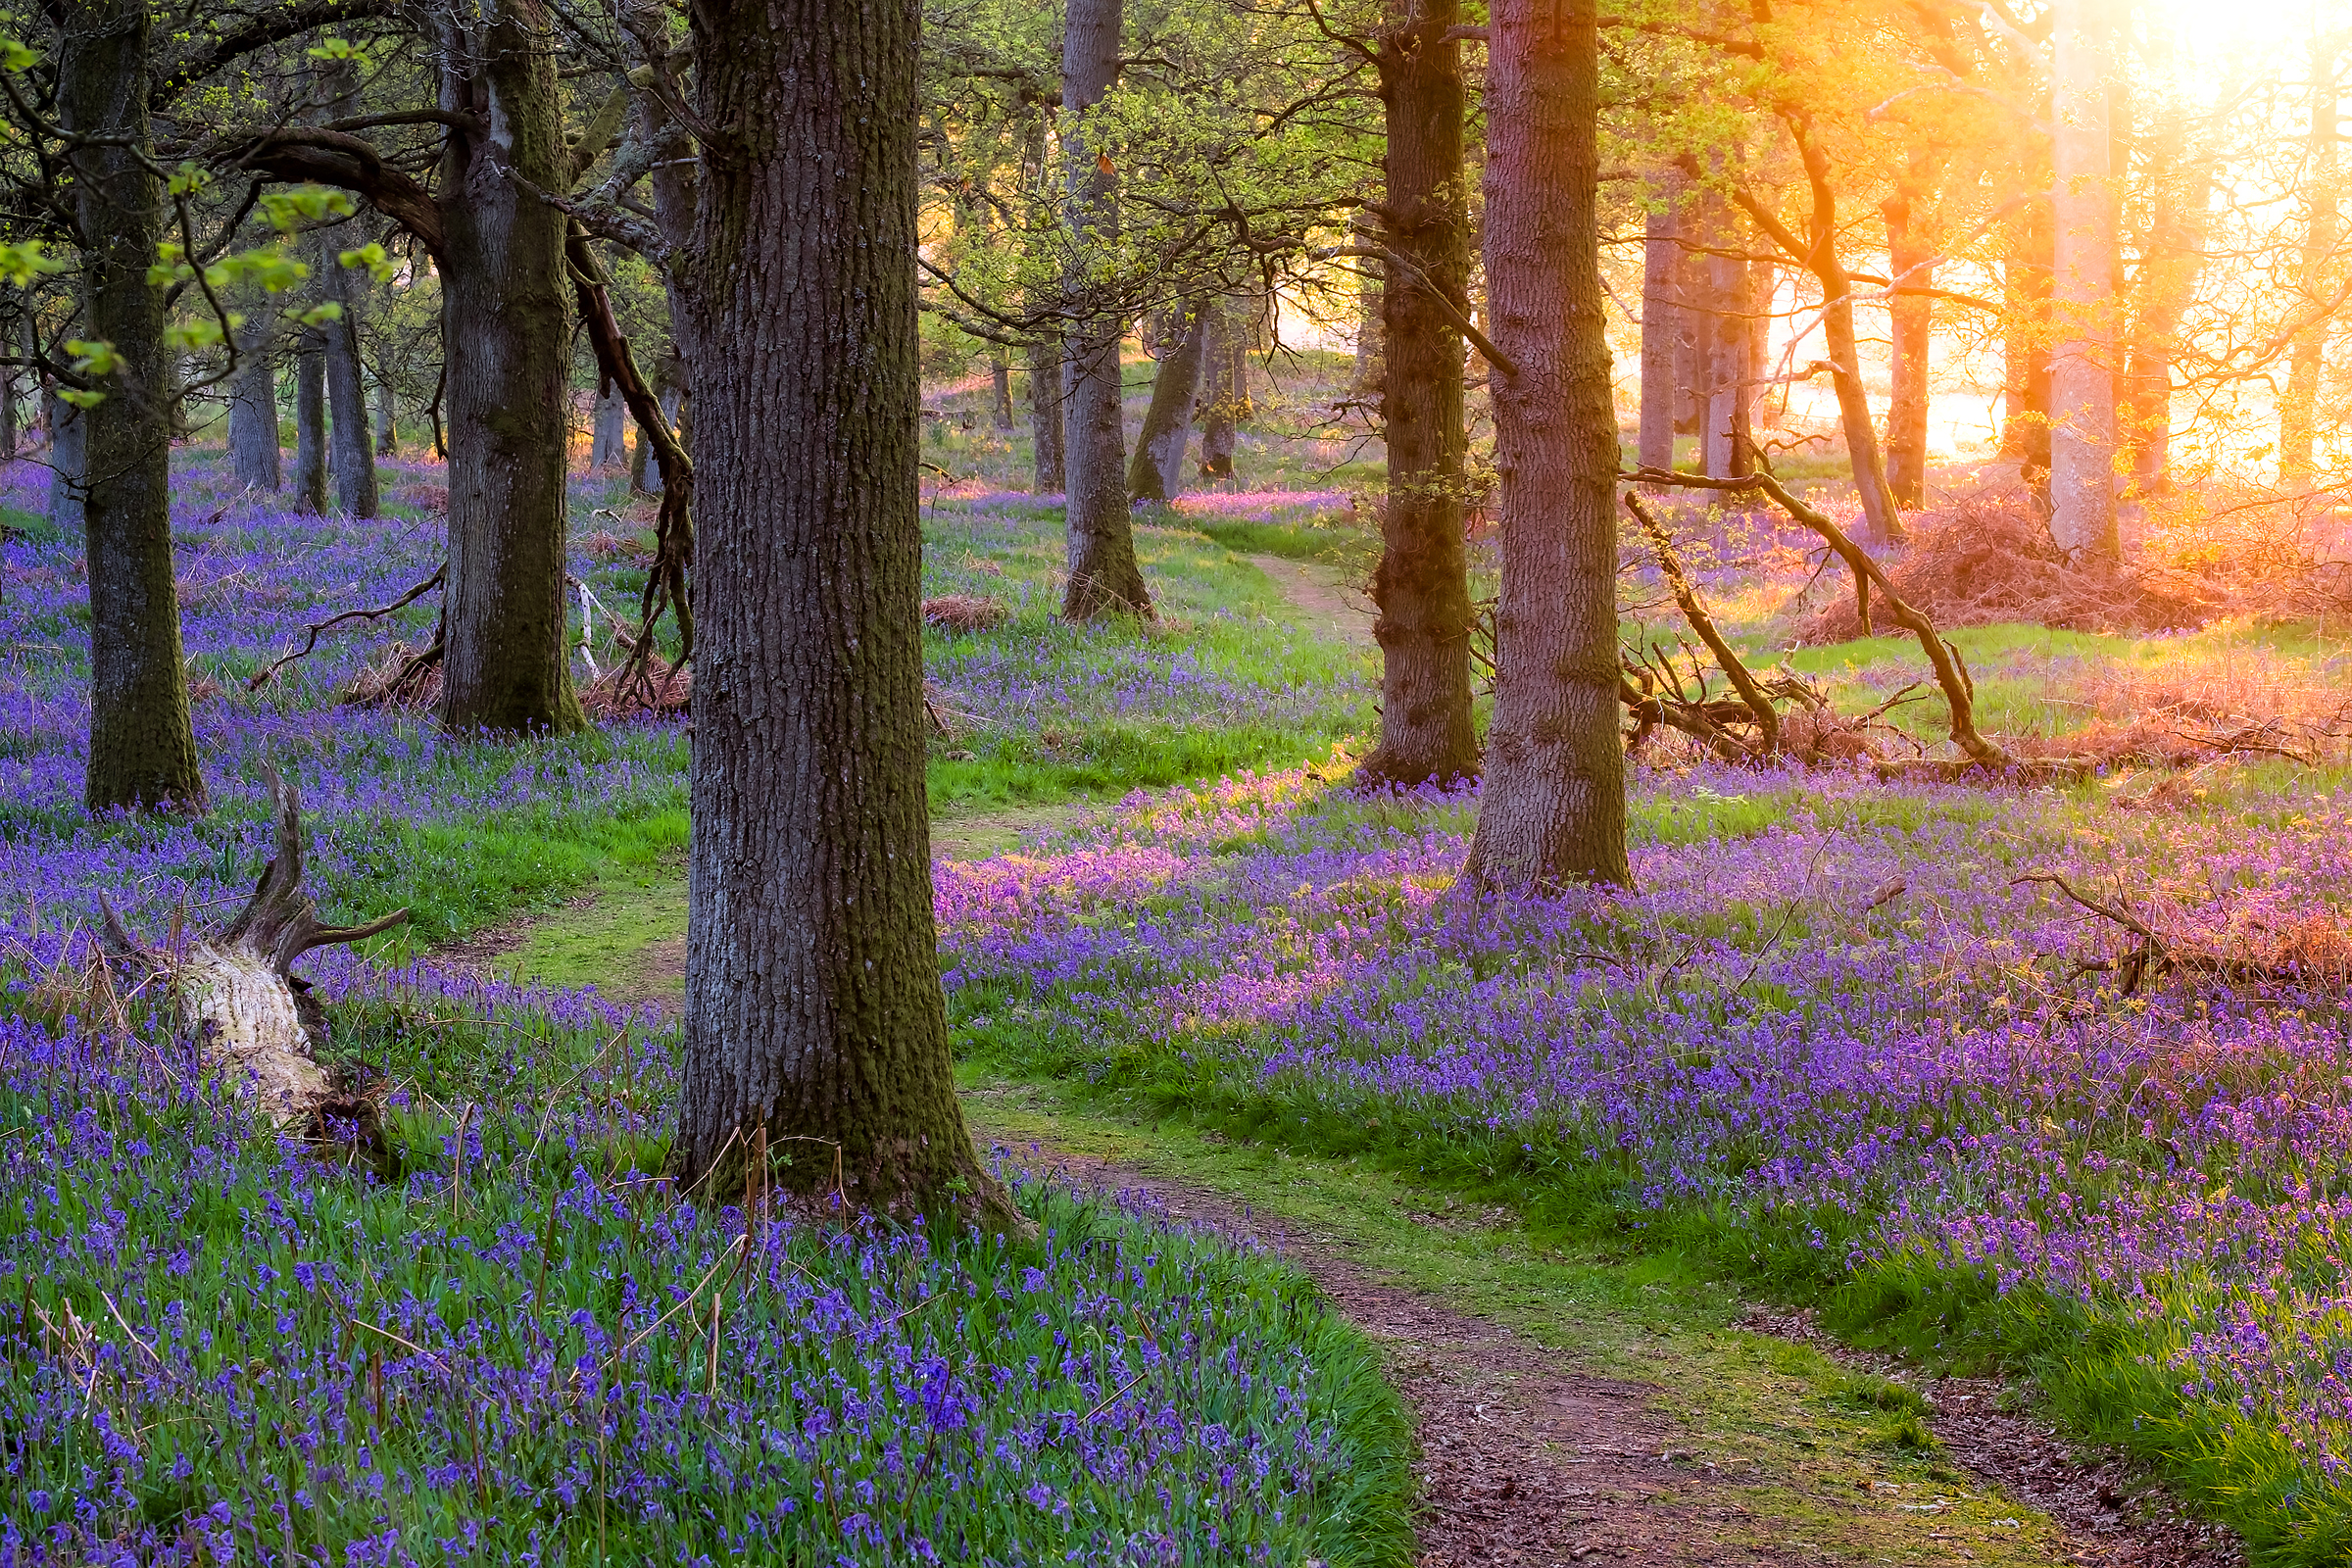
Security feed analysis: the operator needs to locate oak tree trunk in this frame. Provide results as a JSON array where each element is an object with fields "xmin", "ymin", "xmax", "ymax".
[
  {"xmin": 63, "ymin": 2, "xmax": 205, "ymax": 814},
  {"xmin": 1460, "ymin": 0, "xmax": 1628, "ymax": 892},
  {"xmin": 2000, "ymin": 198, "xmax": 2054, "ymax": 498},
  {"xmin": 1883, "ymin": 174, "xmax": 1935, "ymax": 509},
  {"xmin": 2124, "ymin": 126, "xmax": 2210, "ymax": 497},
  {"xmin": 1028, "ymin": 338, "xmax": 1066, "ymax": 491},
  {"xmin": 1, "ymin": 362, "xmax": 18, "ymax": 462},
  {"xmin": 671, "ymin": 0, "xmax": 1007, "ymax": 1223},
  {"xmin": 293, "ymin": 320, "xmax": 327, "ymax": 514},
  {"xmin": 990, "ymin": 354, "xmax": 1015, "ymax": 430},
  {"xmin": 1703, "ymin": 210, "xmax": 1748, "ymax": 479},
  {"xmin": 323, "ymin": 270, "xmax": 377, "ymax": 518},
  {"xmin": 45, "ymin": 387, "xmax": 82, "ymax": 530},
  {"xmin": 2282, "ymin": 38, "xmax": 2337, "ymax": 490},
  {"xmin": 1126, "ymin": 307, "xmax": 1205, "ymax": 502},
  {"xmin": 435, "ymin": 0, "xmax": 584, "ymax": 733},
  {"xmin": 590, "ymin": 386, "xmax": 627, "ymax": 469},
  {"xmin": 1059, "ymin": 0, "xmax": 1151, "ymax": 617},
  {"xmin": 1195, "ymin": 302, "xmax": 1241, "ymax": 478},
  {"xmin": 227, "ymin": 291, "xmax": 282, "ymax": 491},
  {"xmin": 2048, "ymin": 0, "xmax": 2121, "ymax": 563},
  {"xmin": 1636, "ymin": 176, "xmax": 1682, "ymax": 472},
  {"xmin": 1358, "ymin": 1, "xmax": 1477, "ymax": 791}
]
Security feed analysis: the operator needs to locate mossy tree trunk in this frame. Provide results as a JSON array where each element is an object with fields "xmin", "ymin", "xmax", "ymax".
[
  {"xmin": 435, "ymin": 0, "xmax": 584, "ymax": 734},
  {"xmin": 228, "ymin": 284, "xmax": 282, "ymax": 491},
  {"xmin": 1459, "ymin": 0, "xmax": 1627, "ymax": 892},
  {"xmin": 293, "ymin": 317, "xmax": 327, "ymax": 514},
  {"xmin": 669, "ymin": 0, "xmax": 1009, "ymax": 1224},
  {"xmin": 1028, "ymin": 338, "xmax": 1065, "ymax": 491},
  {"xmin": 1125, "ymin": 307, "xmax": 1205, "ymax": 503},
  {"xmin": 1358, "ymin": 0, "xmax": 1477, "ymax": 791},
  {"xmin": 63, "ymin": 1, "xmax": 205, "ymax": 814}
]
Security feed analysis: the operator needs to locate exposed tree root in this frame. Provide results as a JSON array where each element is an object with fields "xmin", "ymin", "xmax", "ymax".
[{"xmin": 97, "ymin": 772, "xmax": 405, "ymax": 1148}]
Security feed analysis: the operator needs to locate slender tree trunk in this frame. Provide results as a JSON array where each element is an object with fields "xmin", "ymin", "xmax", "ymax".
[
  {"xmin": 1026, "ymin": 338, "xmax": 1065, "ymax": 491},
  {"xmin": 2283, "ymin": 39, "xmax": 2338, "ymax": 490},
  {"xmin": 1740, "ymin": 255, "xmax": 1771, "ymax": 476},
  {"xmin": 2125, "ymin": 134, "xmax": 2212, "ymax": 497},
  {"xmin": 1195, "ymin": 302, "xmax": 1239, "ymax": 479},
  {"xmin": 990, "ymin": 353, "xmax": 1014, "ymax": 430},
  {"xmin": 435, "ymin": 0, "xmax": 584, "ymax": 734},
  {"xmin": 62, "ymin": 2, "xmax": 204, "ymax": 813},
  {"xmin": 1359, "ymin": 0, "xmax": 1477, "ymax": 790},
  {"xmin": 629, "ymin": 412, "xmax": 652, "ymax": 491},
  {"xmin": 1126, "ymin": 308, "xmax": 1205, "ymax": 502},
  {"xmin": 228, "ymin": 289, "xmax": 282, "ymax": 490},
  {"xmin": 590, "ymin": 386, "xmax": 627, "ymax": 468},
  {"xmin": 46, "ymin": 388, "xmax": 81, "ymax": 528},
  {"xmin": 293, "ymin": 324, "xmax": 327, "ymax": 514},
  {"xmin": 1353, "ymin": 274, "xmax": 1384, "ymax": 393},
  {"xmin": 1703, "ymin": 209, "xmax": 1748, "ymax": 478},
  {"xmin": 1882, "ymin": 169, "xmax": 1936, "ymax": 510},
  {"xmin": 1637, "ymin": 175, "xmax": 1682, "ymax": 472},
  {"xmin": 322, "ymin": 266, "xmax": 377, "ymax": 517},
  {"xmin": 2049, "ymin": 0, "xmax": 2121, "ymax": 562},
  {"xmin": 1460, "ymin": 0, "xmax": 1626, "ymax": 892},
  {"xmin": 0, "ymin": 361, "xmax": 18, "ymax": 463},
  {"xmin": 374, "ymin": 371, "xmax": 397, "ymax": 455},
  {"xmin": 2000, "ymin": 198, "xmax": 2054, "ymax": 498},
  {"xmin": 1059, "ymin": 0, "xmax": 1150, "ymax": 617},
  {"xmin": 670, "ymin": 0, "xmax": 1007, "ymax": 1224}
]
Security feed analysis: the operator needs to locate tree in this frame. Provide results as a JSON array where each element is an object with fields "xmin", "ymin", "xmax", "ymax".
[
  {"xmin": 293, "ymin": 308, "xmax": 328, "ymax": 512},
  {"xmin": 665, "ymin": 0, "xmax": 1009, "ymax": 1222},
  {"xmin": 1125, "ymin": 306, "xmax": 1206, "ymax": 502},
  {"xmin": 228, "ymin": 280, "xmax": 283, "ymax": 490},
  {"xmin": 1458, "ymin": 0, "xmax": 1627, "ymax": 892},
  {"xmin": 1356, "ymin": 0, "xmax": 1477, "ymax": 791},
  {"xmin": 1636, "ymin": 173, "xmax": 1683, "ymax": 474},
  {"xmin": 63, "ymin": 2, "xmax": 205, "ymax": 814},
  {"xmin": 2280, "ymin": 31, "xmax": 2339, "ymax": 489},
  {"xmin": 1059, "ymin": 0, "xmax": 1152, "ymax": 617},
  {"xmin": 2047, "ymin": 0, "xmax": 2121, "ymax": 564}
]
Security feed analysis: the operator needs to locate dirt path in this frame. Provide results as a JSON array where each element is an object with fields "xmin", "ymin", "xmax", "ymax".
[
  {"xmin": 1247, "ymin": 552, "xmax": 1376, "ymax": 648},
  {"xmin": 1015, "ymin": 1142, "xmax": 2240, "ymax": 1568}
]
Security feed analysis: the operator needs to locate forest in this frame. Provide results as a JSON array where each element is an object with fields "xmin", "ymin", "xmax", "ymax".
[{"xmin": 2, "ymin": 0, "xmax": 2349, "ymax": 1562}]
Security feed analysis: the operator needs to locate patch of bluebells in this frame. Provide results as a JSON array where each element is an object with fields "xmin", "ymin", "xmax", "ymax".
[
  {"xmin": 936, "ymin": 762, "xmax": 2352, "ymax": 1517},
  {"xmin": 0, "ymin": 994, "xmax": 1400, "ymax": 1565}
]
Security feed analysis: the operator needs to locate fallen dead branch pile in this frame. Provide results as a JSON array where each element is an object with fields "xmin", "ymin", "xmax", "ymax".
[
  {"xmin": 1796, "ymin": 491, "xmax": 2213, "ymax": 644},
  {"xmin": 2018, "ymin": 870, "xmax": 2352, "ymax": 995},
  {"xmin": 922, "ymin": 594, "xmax": 1009, "ymax": 633}
]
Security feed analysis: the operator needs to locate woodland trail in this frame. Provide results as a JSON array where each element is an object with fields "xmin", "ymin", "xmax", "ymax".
[{"xmin": 1246, "ymin": 551, "xmax": 1377, "ymax": 647}]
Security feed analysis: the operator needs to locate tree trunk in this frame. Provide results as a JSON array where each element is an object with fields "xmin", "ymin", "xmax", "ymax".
[
  {"xmin": 1059, "ymin": 0, "xmax": 1151, "ymax": 618},
  {"xmin": 670, "ymin": 0, "xmax": 1007, "ymax": 1225},
  {"xmin": 1742, "ymin": 255, "xmax": 1772, "ymax": 475},
  {"xmin": 2124, "ymin": 127, "xmax": 2211, "ymax": 497},
  {"xmin": 294, "ymin": 322, "xmax": 327, "ymax": 514},
  {"xmin": 1353, "ymin": 274, "xmax": 1384, "ymax": 393},
  {"xmin": 228, "ymin": 289, "xmax": 282, "ymax": 490},
  {"xmin": 1703, "ymin": 207, "xmax": 1748, "ymax": 479},
  {"xmin": 2000, "ymin": 198, "xmax": 2054, "ymax": 497},
  {"xmin": 322, "ymin": 260, "xmax": 378, "ymax": 518},
  {"xmin": 45, "ymin": 387, "xmax": 81, "ymax": 529},
  {"xmin": 62, "ymin": 1, "xmax": 204, "ymax": 814},
  {"xmin": 2048, "ymin": 0, "xmax": 2121, "ymax": 563},
  {"xmin": 1637, "ymin": 175, "xmax": 1682, "ymax": 472},
  {"xmin": 590, "ymin": 386, "xmax": 627, "ymax": 468},
  {"xmin": 2282, "ymin": 38, "xmax": 2337, "ymax": 490},
  {"xmin": 1126, "ymin": 307, "xmax": 1205, "ymax": 502},
  {"xmin": 1358, "ymin": 0, "xmax": 1477, "ymax": 791},
  {"xmin": 374, "ymin": 370, "xmax": 397, "ymax": 455},
  {"xmin": 435, "ymin": 0, "xmax": 584, "ymax": 734},
  {"xmin": 1027, "ymin": 337, "xmax": 1065, "ymax": 491},
  {"xmin": 1882, "ymin": 167, "xmax": 1935, "ymax": 510},
  {"xmin": 630, "ymin": 404, "xmax": 654, "ymax": 491},
  {"xmin": 1459, "ymin": 0, "xmax": 1627, "ymax": 892},
  {"xmin": 1195, "ymin": 303, "xmax": 1240, "ymax": 479},
  {"xmin": 990, "ymin": 353, "xmax": 1014, "ymax": 430},
  {"xmin": 0, "ymin": 361, "xmax": 18, "ymax": 462}
]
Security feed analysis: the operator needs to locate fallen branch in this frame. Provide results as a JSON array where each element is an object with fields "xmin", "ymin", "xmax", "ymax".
[
  {"xmin": 247, "ymin": 565, "xmax": 444, "ymax": 692},
  {"xmin": 1623, "ymin": 492, "xmax": 1779, "ymax": 756},
  {"xmin": 2012, "ymin": 870, "xmax": 2312, "ymax": 995}
]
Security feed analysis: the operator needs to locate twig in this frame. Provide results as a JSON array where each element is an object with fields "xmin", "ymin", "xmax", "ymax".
[{"xmin": 247, "ymin": 565, "xmax": 445, "ymax": 692}]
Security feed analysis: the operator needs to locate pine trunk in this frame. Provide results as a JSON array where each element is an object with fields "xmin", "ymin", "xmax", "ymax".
[
  {"xmin": 671, "ymin": 0, "xmax": 1005, "ymax": 1223},
  {"xmin": 1460, "ymin": 0, "xmax": 1627, "ymax": 892},
  {"xmin": 1358, "ymin": 0, "xmax": 1476, "ymax": 791},
  {"xmin": 1059, "ymin": 0, "xmax": 1151, "ymax": 618},
  {"xmin": 62, "ymin": 2, "xmax": 205, "ymax": 814},
  {"xmin": 2048, "ymin": 0, "xmax": 2121, "ymax": 562},
  {"xmin": 1027, "ymin": 338, "xmax": 1065, "ymax": 491},
  {"xmin": 1126, "ymin": 309, "xmax": 1205, "ymax": 502},
  {"xmin": 1883, "ymin": 180, "xmax": 1934, "ymax": 510},
  {"xmin": 1636, "ymin": 177, "xmax": 1681, "ymax": 472},
  {"xmin": 435, "ymin": 0, "xmax": 584, "ymax": 734},
  {"xmin": 293, "ymin": 324, "xmax": 327, "ymax": 514}
]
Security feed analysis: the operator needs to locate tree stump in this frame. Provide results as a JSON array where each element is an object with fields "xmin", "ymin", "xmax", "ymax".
[{"xmin": 101, "ymin": 771, "xmax": 407, "ymax": 1131}]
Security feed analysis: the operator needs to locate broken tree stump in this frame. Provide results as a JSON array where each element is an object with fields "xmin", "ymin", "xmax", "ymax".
[{"xmin": 100, "ymin": 770, "xmax": 408, "ymax": 1130}]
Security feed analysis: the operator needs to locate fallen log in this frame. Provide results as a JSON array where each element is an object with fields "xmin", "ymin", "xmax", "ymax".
[{"xmin": 99, "ymin": 771, "xmax": 407, "ymax": 1132}]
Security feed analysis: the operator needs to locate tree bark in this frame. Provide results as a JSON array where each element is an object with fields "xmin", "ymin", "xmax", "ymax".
[
  {"xmin": 2282, "ymin": 37, "xmax": 2337, "ymax": 491},
  {"xmin": 1637, "ymin": 175, "xmax": 1682, "ymax": 472},
  {"xmin": 670, "ymin": 0, "xmax": 1008, "ymax": 1224},
  {"xmin": 1027, "ymin": 337, "xmax": 1065, "ymax": 491},
  {"xmin": 228, "ymin": 288, "xmax": 282, "ymax": 490},
  {"xmin": 1125, "ymin": 307, "xmax": 1205, "ymax": 502},
  {"xmin": 1059, "ymin": 0, "xmax": 1151, "ymax": 617},
  {"xmin": 62, "ymin": 1, "xmax": 205, "ymax": 813},
  {"xmin": 2048, "ymin": 0, "xmax": 2121, "ymax": 563},
  {"xmin": 1353, "ymin": 274, "xmax": 1384, "ymax": 393},
  {"xmin": 1195, "ymin": 301, "xmax": 1240, "ymax": 479},
  {"xmin": 1358, "ymin": 0, "xmax": 1477, "ymax": 791},
  {"xmin": 1702, "ymin": 204, "xmax": 1749, "ymax": 479},
  {"xmin": 990, "ymin": 353, "xmax": 1014, "ymax": 430},
  {"xmin": 590, "ymin": 386, "xmax": 627, "ymax": 468},
  {"xmin": 293, "ymin": 320, "xmax": 327, "ymax": 513},
  {"xmin": 0, "ymin": 359, "xmax": 18, "ymax": 462},
  {"xmin": 45, "ymin": 387, "xmax": 82, "ymax": 529},
  {"xmin": 1459, "ymin": 0, "xmax": 1627, "ymax": 891},
  {"xmin": 435, "ymin": 0, "xmax": 584, "ymax": 733},
  {"xmin": 322, "ymin": 259, "xmax": 377, "ymax": 518},
  {"xmin": 1882, "ymin": 163, "xmax": 1936, "ymax": 510},
  {"xmin": 2124, "ymin": 123, "xmax": 2211, "ymax": 497},
  {"xmin": 373, "ymin": 372, "xmax": 397, "ymax": 455},
  {"xmin": 2000, "ymin": 197, "xmax": 2053, "ymax": 498}
]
